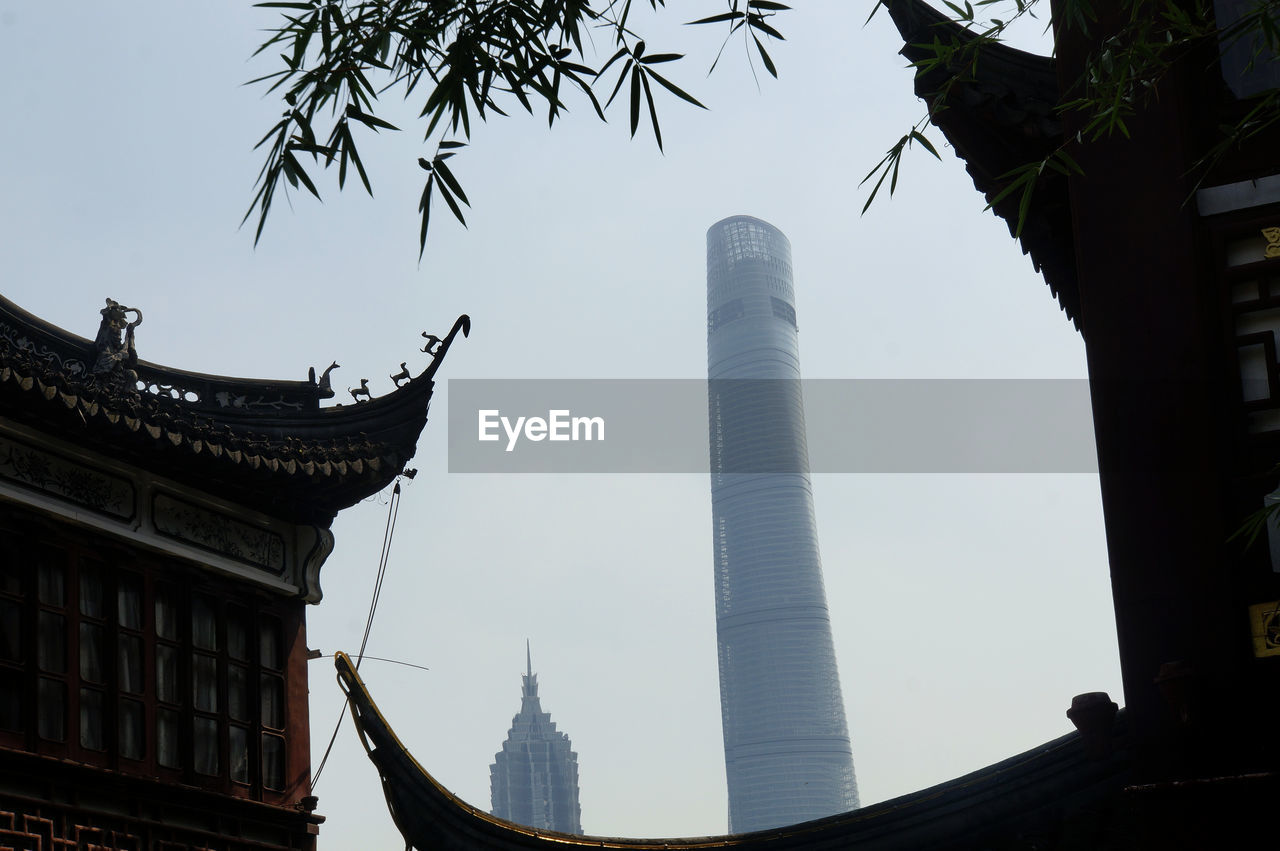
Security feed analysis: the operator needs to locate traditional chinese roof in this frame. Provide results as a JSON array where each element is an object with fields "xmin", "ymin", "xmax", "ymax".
[
  {"xmin": 336, "ymin": 652, "xmax": 1133, "ymax": 850},
  {"xmin": 885, "ymin": 0, "xmax": 1080, "ymax": 328},
  {"xmin": 0, "ymin": 294, "xmax": 468, "ymax": 525}
]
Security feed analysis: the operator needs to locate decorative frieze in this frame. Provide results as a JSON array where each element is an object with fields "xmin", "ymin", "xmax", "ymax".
[
  {"xmin": 0, "ymin": 433, "xmax": 134, "ymax": 519},
  {"xmin": 0, "ymin": 421, "xmax": 315, "ymax": 598},
  {"xmin": 0, "ymin": 317, "xmax": 89, "ymax": 379},
  {"xmin": 153, "ymin": 492, "xmax": 286, "ymax": 574}
]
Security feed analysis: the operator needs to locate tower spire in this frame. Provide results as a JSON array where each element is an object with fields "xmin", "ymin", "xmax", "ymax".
[
  {"xmin": 521, "ymin": 642, "xmax": 538, "ymax": 700},
  {"xmin": 491, "ymin": 647, "xmax": 581, "ymax": 833}
]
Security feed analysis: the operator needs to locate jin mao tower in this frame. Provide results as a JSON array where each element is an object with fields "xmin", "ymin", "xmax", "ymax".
[
  {"xmin": 706, "ymin": 216, "xmax": 858, "ymax": 832},
  {"xmin": 490, "ymin": 646, "xmax": 582, "ymax": 834}
]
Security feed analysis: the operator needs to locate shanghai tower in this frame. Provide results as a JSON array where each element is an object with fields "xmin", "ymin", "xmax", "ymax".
[{"xmin": 706, "ymin": 216, "xmax": 858, "ymax": 832}]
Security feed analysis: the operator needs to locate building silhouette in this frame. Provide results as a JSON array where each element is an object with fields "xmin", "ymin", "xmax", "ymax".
[
  {"xmin": 706, "ymin": 215, "xmax": 858, "ymax": 832},
  {"xmin": 490, "ymin": 645, "xmax": 582, "ymax": 834},
  {"xmin": 0, "ymin": 294, "xmax": 467, "ymax": 850}
]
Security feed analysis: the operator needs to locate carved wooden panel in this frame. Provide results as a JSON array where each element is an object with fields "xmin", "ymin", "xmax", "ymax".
[{"xmin": 0, "ymin": 802, "xmax": 313, "ymax": 851}]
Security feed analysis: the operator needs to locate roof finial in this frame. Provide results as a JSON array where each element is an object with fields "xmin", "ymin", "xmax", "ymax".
[{"xmin": 526, "ymin": 639, "xmax": 532, "ymax": 679}]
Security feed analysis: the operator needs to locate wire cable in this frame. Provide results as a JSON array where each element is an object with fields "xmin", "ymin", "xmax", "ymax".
[
  {"xmin": 311, "ymin": 479, "xmax": 403, "ymax": 790},
  {"xmin": 314, "ymin": 653, "xmax": 430, "ymax": 673},
  {"xmin": 358, "ymin": 481, "xmax": 402, "ymax": 667}
]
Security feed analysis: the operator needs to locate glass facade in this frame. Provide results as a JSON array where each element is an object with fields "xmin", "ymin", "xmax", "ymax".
[{"xmin": 706, "ymin": 216, "xmax": 858, "ymax": 832}]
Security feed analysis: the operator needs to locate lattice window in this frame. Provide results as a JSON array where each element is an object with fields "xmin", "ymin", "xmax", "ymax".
[
  {"xmin": 1223, "ymin": 226, "xmax": 1280, "ymax": 434},
  {"xmin": 0, "ymin": 515, "xmax": 296, "ymax": 802}
]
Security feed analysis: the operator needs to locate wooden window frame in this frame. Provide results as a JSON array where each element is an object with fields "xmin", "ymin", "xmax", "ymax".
[{"xmin": 0, "ymin": 512, "xmax": 303, "ymax": 804}]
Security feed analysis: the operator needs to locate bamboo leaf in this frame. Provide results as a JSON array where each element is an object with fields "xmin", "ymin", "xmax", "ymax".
[
  {"xmin": 343, "ymin": 123, "xmax": 372, "ymax": 194},
  {"xmin": 861, "ymin": 158, "xmax": 895, "ymax": 214},
  {"xmin": 909, "ymin": 130, "xmax": 941, "ymax": 160},
  {"xmin": 1015, "ymin": 178, "xmax": 1035, "ymax": 234},
  {"xmin": 345, "ymin": 104, "xmax": 400, "ymax": 132},
  {"xmin": 283, "ymin": 150, "xmax": 322, "ymax": 199},
  {"xmin": 433, "ymin": 156, "xmax": 470, "ymax": 205},
  {"xmin": 604, "ymin": 58, "xmax": 633, "ymax": 109},
  {"xmin": 596, "ymin": 46, "xmax": 630, "ymax": 78},
  {"xmin": 752, "ymin": 34, "xmax": 777, "ymax": 78},
  {"xmin": 640, "ymin": 69, "xmax": 662, "ymax": 150},
  {"xmin": 645, "ymin": 68, "xmax": 707, "ymax": 109},
  {"xmin": 338, "ymin": 135, "xmax": 349, "ymax": 188},
  {"xmin": 984, "ymin": 166, "xmax": 1032, "ymax": 208},
  {"xmin": 746, "ymin": 14, "xmax": 784, "ymax": 40},
  {"xmin": 687, "ymin": 11, "xmax": 743, "ymax": 25},
  {"xmin": 629, "ymin": 64, "xmax": 641, "ymax": 136},
  {"xmin": 418, "ymin": 175, "xmax": 434, "ymax": 259},
  {"xmin": 435, "ymin": 177, "xmax": 468, "ymax": 226}
]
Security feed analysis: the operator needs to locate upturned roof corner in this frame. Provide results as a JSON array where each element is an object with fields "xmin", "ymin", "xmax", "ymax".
[
  {"xmin": 0, "ymin": 293, "xmax": 469, "ymax": 525},
  {"xmin": 883, "ymin": 0, "xmax": 1080, "ymax": 329}
]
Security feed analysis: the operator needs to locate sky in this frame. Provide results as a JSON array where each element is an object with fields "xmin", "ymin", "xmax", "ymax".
[{"xmin": 0, "ymin": 2, "xmax": 1122, "ymax": 846}]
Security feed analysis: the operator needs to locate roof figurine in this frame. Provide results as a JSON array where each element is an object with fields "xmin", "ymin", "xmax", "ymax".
[
  {"xmin": 0, "ymin": 294, "xmax": 469, "ymax": 525},
  {"xmin": 311, "ymin": 360, "xmax": 340, "ymax": 399},
  {"xmin": 91, "ymin": 297, "xmax": 143, "ymax": 385},
  {"xmin": 349, "ymin": 378, "xmax": 373, "ymax": 403}
]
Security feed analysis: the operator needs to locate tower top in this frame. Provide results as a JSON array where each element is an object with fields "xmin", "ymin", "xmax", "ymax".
[
  {"xmin": 705, "ymin": 216, "xmax": 794, "ymax": 306},
  {"xmin": 522, "ymin": 642, "xmax": 539, "ymax": 701},
  {"xmin": 707, "ymin": 213, "xmax": 784, "ymax": 234}
]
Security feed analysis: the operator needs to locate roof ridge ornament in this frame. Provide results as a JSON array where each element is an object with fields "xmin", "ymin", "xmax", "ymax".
[
  {"xmin": 0, "ymin": 294, "xmax": 463, "ymax": 523},
  {"xmin": 420, "ymin": 332, "xmax": 443, "ymax": 356},
  {"xmin": 91, "ymin": 298, "xmax": 142, "ymax": 392},
  {"xmin": 420, "ymin": 314, "xmax": 470, "ymax": 376},
  {"xmin": 309, "ymin": 360, "xmax": 340, "ymax": 400},
  {"xmin": 348, "ymin": 378, "xmax": 372, "ymax": 404}
]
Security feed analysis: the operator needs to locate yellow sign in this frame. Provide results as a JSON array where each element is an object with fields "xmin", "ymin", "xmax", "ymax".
[
  {"xmin": 1248, "ymin": 600, "xmax": 1280, "ymax": 657},
  {"xmin": 1263, "ymin": 227, "xmax": 1280, "ymax": 258}
]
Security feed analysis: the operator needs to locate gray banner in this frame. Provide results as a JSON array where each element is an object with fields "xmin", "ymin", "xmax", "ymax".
[{"xmin": 447, "ymin": 379, "xmax": 1099, "ymax": 473}]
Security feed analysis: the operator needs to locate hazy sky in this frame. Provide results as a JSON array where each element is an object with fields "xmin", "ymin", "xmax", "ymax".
[{"xmin": 0, "ymin": 2, "xmax": 1122, "ymax": 846}]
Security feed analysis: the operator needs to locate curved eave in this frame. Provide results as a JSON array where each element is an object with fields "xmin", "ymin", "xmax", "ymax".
[
  {"xmin": 884, "ymin": 0, "xmax": 1081, "ymax": 329},
  {"xmin": 335, "ymin": 653, "xmax": 1132, "ymax": 851},
  {"xmin": 0, "ymin": 294, "xmax": 469, "ymax": 523},
  {"xmin": 0, "ymin": 293, "xmax": 325, "ymax": 413}
]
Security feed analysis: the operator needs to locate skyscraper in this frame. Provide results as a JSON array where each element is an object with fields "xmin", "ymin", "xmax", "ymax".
[
  {"xmin": 490, "ymin": 645, "xmax": 583, "ymax": 834},
  {"xmin": 706, "ymin": 216, "xmax": 859, "ymax": 832}
]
